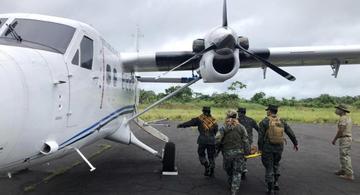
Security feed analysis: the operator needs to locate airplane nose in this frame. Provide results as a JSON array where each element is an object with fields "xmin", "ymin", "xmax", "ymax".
[{"xmin": 0, "ymin": 50, "xmax": 26, "ymax": 167}]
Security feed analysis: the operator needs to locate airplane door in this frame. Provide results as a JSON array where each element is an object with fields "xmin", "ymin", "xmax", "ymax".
[
  {"xmin": 66, "ymin": 32, "xmax": 102, "ymax": 127},
  {"xmin": 48, "ymin": 53, "xmax": 71, "ymax": 129}
]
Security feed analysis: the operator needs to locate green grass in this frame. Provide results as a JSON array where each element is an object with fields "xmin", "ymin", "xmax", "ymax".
[{"xmin": 139, "ymin": 103, "xmax": 360, "ymax": 125}]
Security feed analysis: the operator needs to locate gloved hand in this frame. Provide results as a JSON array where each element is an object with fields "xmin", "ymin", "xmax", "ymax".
[
  {"xmin": 177, "ymin": 124, "xmax": 184, "ymax": 128},
  {"xmin": 332, "ymin": 139, "xmax": 336, "ymax": 145},
  {"xmin": 293, "ymin": 144, "xmax": 299, "ymax": 151}
]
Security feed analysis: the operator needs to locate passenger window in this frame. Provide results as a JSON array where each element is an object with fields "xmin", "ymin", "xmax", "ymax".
[
  {"xmin": 106, "ymin": 65, "xmax": 111, "ymax": 85},
  {"xmin": 71, "ymin": 50, "xmax": 79, "ymax": 65},
  {"xmin": 80, "ymin": 36, "xmax": 93, "ymax": 70},
  {"xmin": 113, "ymin": 68, "xmax": 118, "ymax": 87}
]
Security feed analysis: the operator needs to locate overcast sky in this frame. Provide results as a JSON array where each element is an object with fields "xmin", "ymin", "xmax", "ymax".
[{"xmin": 1, "ymin": 0, "xmax": 360, "ymax": 99}]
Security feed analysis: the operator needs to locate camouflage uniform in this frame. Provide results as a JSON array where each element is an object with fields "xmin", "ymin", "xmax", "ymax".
[
  {"xmin": 258, "ymin": 115, "xmax": 298, "ymax": 189},
  {"xmin": 178, "ymin": 114, "xmax": 218, "ymax": 175},
  {"xmin": 216, "ymin": 116, "xmax": 250, "ymax": 193},
  {"xmin": 337, "ymin": 115, "xmax": 353, "ymax": 176}
]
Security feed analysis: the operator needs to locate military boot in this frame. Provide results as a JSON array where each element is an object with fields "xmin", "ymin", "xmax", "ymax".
[
  {"xmin": 334, "ymin": 170, "xmax": 345, "ymax": 176},
  {"xmin": 274, "ymin": 174, "xmax": 280, "ymax": 191},
  {"xmin": 231, "ymin": 189, "xmax": 238, "ymax": 195},
  {"xmin": 203, "ymin": 162, "xmax": 210, "ymax": 176},
  {"xmin": 266, "ymin": 182, "xmax": 273, "ymax": 194},
  {"xmin": 209, "ymin": 167, "xmax": 214, "ymax": 177},
  {"xmin": 273, "ymin": 182, "xmax": 280, "ymax": 191},
  {"xmin": 241, "ymin": 172, "xmax": 246, "ymax": 180}
]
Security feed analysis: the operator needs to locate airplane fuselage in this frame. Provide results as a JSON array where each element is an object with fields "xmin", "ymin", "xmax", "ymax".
[{"xmin": 0, "ymin": 13, "xmax": 137, "ymax": 173}]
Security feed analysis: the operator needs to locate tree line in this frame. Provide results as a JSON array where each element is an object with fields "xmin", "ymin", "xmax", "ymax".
[{"xmin": 140, "ymin": 81, "xmax": 360, "ymax": 108}]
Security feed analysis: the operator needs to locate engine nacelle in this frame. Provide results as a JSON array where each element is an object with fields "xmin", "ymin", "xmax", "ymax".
[
  {"xmin": 193, "ymin": 39, "xmax": 205, "ymax": 53},
  {"xmin": 238, "ymin": 36, "xmax": 249, "ymax": 50},
  {"xmin": 198, "ymin": 49, "xmax": 240, "ymax": 83}
]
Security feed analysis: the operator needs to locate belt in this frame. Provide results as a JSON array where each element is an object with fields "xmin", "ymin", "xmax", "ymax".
[{"xmin": 339, "ymin": 135, "xmax": 351, "ymax": 138}]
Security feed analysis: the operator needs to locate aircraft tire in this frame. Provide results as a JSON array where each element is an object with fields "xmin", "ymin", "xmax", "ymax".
[{"xmin": 162, "ymin": 142, "xmax": 175, "ymax": 172}]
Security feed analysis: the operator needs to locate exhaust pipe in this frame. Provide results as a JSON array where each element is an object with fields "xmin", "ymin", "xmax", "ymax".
[{"xmin": 40, "ymin": 141, "xmax": 59, "ymax": 155}]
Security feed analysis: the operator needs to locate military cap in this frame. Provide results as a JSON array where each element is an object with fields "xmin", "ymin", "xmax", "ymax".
[
  {"xmin": 202, "ymin": 106, "xmax": 211, "ymax": 112},
  {"xmin": 335, "ymin": 104, "xmax": 350, "ymax": 113},
  {"xmin": 265, "ymin": 104, "xmax": 278, "ymax": 112},
  {"xmin": 237, "ymin": 107, "xmax": 246, "ymax": 113},
  {"xmin": 226, "ymin": 109, "xmax": 237, "ymax": 118}
]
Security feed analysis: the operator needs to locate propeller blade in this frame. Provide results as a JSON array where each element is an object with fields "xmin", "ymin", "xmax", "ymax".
[
  {"xmin": 223, "ymin": 0, "xmax": 228, "ymax": 27},
  {"xmin": 155, "ymin": 44, "xmax": 216, "ymax": 79},
  {"xmin": 237, "ymin": 45, "xmax": 296, "ymax": 81}
]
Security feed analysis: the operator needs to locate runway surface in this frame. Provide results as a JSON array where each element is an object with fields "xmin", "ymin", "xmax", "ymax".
[{"xmin": 1, "ymin": 121, "xmax": 359, "ymax": 195}]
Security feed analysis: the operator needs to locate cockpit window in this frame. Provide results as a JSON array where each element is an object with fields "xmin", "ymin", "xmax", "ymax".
[
  {"xmin": 80, "ymin": 36, "xmax": 93, "ymax": 70},
  {"xmin": 0, "ymin": 18, "xmax": 7, "ymax": 28},
  {"xmin": 0, "ymin": 19, "xmax": 75, "ymax": 54}
]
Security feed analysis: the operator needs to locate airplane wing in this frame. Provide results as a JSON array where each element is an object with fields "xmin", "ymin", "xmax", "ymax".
[
  {"xmin": 122, "ymin": 45, "xmax": 360, "ymax": 79},
  {"xmin": 240, "ymin": 45, "xmax": 360, "ymax": 68},
  {"xmin": 122, "ymin": 0, "xmax": 360, "ymax": 82}
]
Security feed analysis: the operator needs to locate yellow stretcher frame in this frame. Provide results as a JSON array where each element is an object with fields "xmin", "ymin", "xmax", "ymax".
[{"xmin": 245, "ymin": 151, "xmax": 262, "ymax": 159}]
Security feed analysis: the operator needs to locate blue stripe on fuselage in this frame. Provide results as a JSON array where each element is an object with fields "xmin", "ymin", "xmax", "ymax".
[{"xmin": 59, "ymin": 105, "xmax": 135, "ymax": 149}]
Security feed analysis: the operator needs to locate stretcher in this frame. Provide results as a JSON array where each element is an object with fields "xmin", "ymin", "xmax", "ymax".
[{"xmin": 245, "ymin": 151, "xmax": 262, "ymax": 159}]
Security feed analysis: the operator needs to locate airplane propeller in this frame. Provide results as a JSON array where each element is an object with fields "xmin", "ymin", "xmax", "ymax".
[
  {"xmin": 236, "ymin": 44, "xmax": 296, "ymax": 81},
  {"xmin": 158, "ymin": 0, "xmax": 296, "ymax": 81}
]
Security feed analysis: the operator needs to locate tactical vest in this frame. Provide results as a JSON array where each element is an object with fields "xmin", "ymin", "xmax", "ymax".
[
  {"xmin": 266, "ymin": 116, "xmax": 285, "ymax": 144},
  {"xmin": 198, "ymin": 114, "xmax": 216, "ymax": 133}
]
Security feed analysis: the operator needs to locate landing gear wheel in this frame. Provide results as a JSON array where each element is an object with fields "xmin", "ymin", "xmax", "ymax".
[{"xmin": 162, "ymin": 142, "xmax": 176, "ymax": 174}]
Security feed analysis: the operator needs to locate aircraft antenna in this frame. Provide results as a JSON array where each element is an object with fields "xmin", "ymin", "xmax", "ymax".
[{"xmin": 132, "ymin": 25, "xmax": 144, "ymax": 52}]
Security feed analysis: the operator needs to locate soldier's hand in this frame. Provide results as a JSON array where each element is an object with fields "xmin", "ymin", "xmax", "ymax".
[
  {"xmin": 332, "ymin": 139, "xmax": 336, "ymax": 145},
  {"xmin": 293, "ymin": 144, "xmax": 299, "ymax": 151}
]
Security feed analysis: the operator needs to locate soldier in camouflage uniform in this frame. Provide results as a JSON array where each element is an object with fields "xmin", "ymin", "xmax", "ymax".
[
  {"xmin": 216, "ymin": 110, "xmax": 250, "ymax": 195},
  {"xmin": 177, "ymin": 107, "xmax": 218, "ymax": 177},
  {"xmin": 237, "ymin": 107, "xmax": 259, "ymax": 179},
  {"xmin": 332, "ymin": 104, "xmax": 354, "ymax": 180},
  {"xmin": 258, "ymin": 105, "xmax": 298, "ymax": 194}
]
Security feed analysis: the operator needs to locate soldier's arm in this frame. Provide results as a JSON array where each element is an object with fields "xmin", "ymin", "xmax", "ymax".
[
  {"xmin": 241, "ymin": 126, "xmax": 251, "ymax": 154},
  {"xmin": 283, "ymin": 120, "xmax": 298, "ymax": 146},
  {"xmin": 252, "ymin": 118, "xmax": 259, "ymax": 132},
  {"xmin": 178, "ymin": 118, "xmax": 199, "ymax": 128},
  {"xmin": 215, "ymin": 127, "xmax": 224, "ymax": 145},
  {"xmin": 257, "ymin": 119, "xmax": 267, "ymax": 152},
  {"xmin": 332, "ymin": 124, "xmax": 346, "ymax": 144},
  {"xmin": 215, "ymin": 127, "xmax": 224, "ymax": 155},
  {"xmin": 213, "ymin": 123, "xmax": 219, "ymax": 135}
]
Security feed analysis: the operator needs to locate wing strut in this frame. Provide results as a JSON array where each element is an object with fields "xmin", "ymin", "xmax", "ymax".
[{"xmin": 127, "ymin": 76, "xmax": 201, "ymax": 123}]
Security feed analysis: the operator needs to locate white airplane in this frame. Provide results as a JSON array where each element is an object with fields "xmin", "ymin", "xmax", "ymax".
[{"xmin": 1, "ymin": 0, "xmax": 360, "ymax": 177}]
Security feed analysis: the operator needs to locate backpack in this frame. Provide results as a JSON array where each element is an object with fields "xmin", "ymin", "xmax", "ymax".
[{"xmin": 266, "ymin": 116, "xmax": 285, "ymax": 144}]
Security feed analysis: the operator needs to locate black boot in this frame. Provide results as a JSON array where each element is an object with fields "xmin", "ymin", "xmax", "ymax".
[
  {"xmin": 209, "ymin": 167, "xmax": 214, "ymax": 177},
  {"xmin": 241, "ymin": 172, "xmax": 246, "ymax": 180},
  {"xmin": 274, "ymin": 174, "xmax": 280, "ymax": 191},
  {"xmin": 203, "ymin": 162, "xmax": 210, "ymax": 176},
  {"xmin": 273, "ymin": 182, "xmax": 279, "ymax": 191},
  {"xmin": 266, "ymin": 182, "xmax": 273, "ymax": 194}
]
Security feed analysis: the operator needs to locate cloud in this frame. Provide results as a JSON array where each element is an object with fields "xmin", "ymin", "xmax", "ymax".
[{"xmin": 1, "ymin": 0, "xmax": 360, "ymax": 99}]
